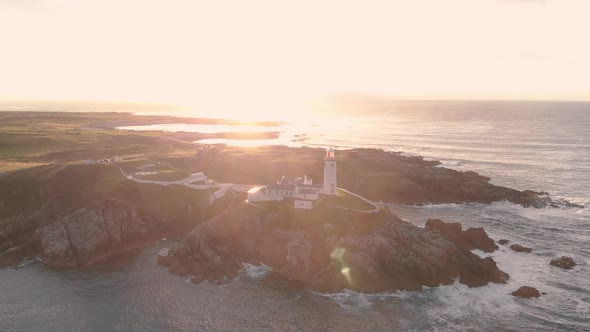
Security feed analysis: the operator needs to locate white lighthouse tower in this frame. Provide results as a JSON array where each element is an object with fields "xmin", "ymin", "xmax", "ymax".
[{"xmin": 322, "ymin": 147, "xmax": 337, "ymax": 196}]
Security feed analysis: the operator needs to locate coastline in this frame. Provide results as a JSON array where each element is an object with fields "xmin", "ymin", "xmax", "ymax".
[
  {"xmin": 0, "ymin": 110, "xmax": 582, "ymax": 279},
  {"xmin": 0, "ymin": 109, "xmax": 588, "ymax": 330}
]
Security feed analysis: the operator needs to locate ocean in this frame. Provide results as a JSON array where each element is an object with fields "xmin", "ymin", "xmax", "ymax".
[{"xmin": 1, "ymin": 100, "xmax": 589, "ymax": 331}]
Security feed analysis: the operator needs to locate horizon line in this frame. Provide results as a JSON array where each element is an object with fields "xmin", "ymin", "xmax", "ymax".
[{"xmin": 1, "ymin": 97, "xmax": 590, "ymax": 105}]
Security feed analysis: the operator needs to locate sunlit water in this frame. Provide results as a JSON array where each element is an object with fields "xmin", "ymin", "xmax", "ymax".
[{"xmin": 2, "ymin": 100, "xmax": 590, "ymax": 331}]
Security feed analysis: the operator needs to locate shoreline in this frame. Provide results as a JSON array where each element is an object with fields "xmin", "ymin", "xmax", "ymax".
[
  {"xmin": 1, "ymin": 111, "xmax": 288, "ymax": 128},
  {"xmin": 0, "ymin": 110, "xmax": 583, "ymax": 275}
]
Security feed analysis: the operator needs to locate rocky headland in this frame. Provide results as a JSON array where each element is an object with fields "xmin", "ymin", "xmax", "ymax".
[
  {"xmin": 0, "ymin": 112, "xmax": 582, "ymax": 295},
  {"xmin": 159, "ymin": 201, "xmax": 508, "ymax": 293},
  {"xmin": 0, "ymin": 164, "xmax": 217, "ymax": 268},
  {"xmin": 171, "ymin": 145, "xmax": 576, "ymax": 208}
]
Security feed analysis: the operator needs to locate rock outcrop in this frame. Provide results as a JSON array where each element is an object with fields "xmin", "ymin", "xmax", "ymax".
[
  {"xmin": 0, "ymin": 164, "xmax": 213, "ymax": 269},
  {"xmin": 550, "ymin": 256, "xmax": 577, "ymax": 270},
  {"xmin": 161, "ymin": 203, "xmax": 509, "ymax": 293},
  {"xmin": 0, "ymin": 144, "xmax": 579, "ymax": 273},
  {"xmin": 0, "ymin": 213, "xmax": 43, "ymax": 268},
  {"xmin": 510, "ymin": 244, "xmax": 533, "ymax": 253},
  {"xmin": 512, "ymin": 286, "xmax": 541, "ymax": 298},
  {"xmin": 35, "ymin": 201, "xmax": 157, "ymax": 268},
  {"xmin": 424, "ymin": 218, "xmax": 499, "ymax": 253},
  {"xmin": 498, "ymin": 239, "xmax": 509, "ymax": 245},
  {"xmin": 157, "ymin": 248, "xmax": 172, "ymax": 266}
]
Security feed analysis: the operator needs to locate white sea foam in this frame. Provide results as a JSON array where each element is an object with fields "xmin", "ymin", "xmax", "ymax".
[
  {"xmin": 316, "ymin": 289, "xmax": 405, "ymax": 310},
  {"xmin": 240, "ymin": 263, "xmax": 272, "ymax": 279}
]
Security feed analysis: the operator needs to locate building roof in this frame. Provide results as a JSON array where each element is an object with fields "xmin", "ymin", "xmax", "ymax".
[
  {"xmin": 248, "ymin": 186, "xmax": 264, "ymax": 194},
  {"xmin": 299, "ymin": 188, "xmax": 318, "ymax": 194},
  {"xmin": 278, "ymin": 177, "xmax": 310, "ymax": 185},
  {"xmin": 267, "ymin": 184, "xmax": 296, "ymax": 191},
  {"xmin": 299, "ymin": 183, "xmax": 323, "ymax": 189}
]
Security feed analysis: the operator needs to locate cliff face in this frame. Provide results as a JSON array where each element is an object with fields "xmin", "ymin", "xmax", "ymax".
[
  {"xmin": 163, "ymin": 203, "xmax": 508, "ymax": 293},
  {"xmin": 36, "ymin": 201, "xmax": 155, "ymax": 268},
  {"xmin": 0, "ymin": 146, "xmax": 575, "ymax": 271},
  {"xmin": 0, "ymin": 164, "xmax": 213, "ymax": 268}
]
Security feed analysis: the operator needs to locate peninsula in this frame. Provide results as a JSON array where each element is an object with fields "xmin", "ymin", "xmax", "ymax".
[{"xmin": 0, "ymin": 111, "xmax": 578, "ymax": 293}]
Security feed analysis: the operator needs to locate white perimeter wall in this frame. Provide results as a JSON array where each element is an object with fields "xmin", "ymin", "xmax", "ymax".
[{"xmin": 294, "ymin": 200, "xmax": 313, "ymax": 209}]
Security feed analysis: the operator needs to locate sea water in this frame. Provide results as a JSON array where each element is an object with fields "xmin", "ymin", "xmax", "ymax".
[{"xmin": 1, "ymin": 100, "xmax": 589, "ymax": 331}]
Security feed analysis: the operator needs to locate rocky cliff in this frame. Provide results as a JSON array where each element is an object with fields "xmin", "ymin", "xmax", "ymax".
[
  {"xmin": 424, "ymin": 218, "xmax": 499, "ymax": 253},
  {"xmin": 162, "ymin": 202, "xmax": 509, "ymax": 293},
  {"xmin": 1, "ymin": 145, "xmax": 579, "ymax": 272},
  {"xmin": 0, "ymin": 164, "xmax": 214, "ymax": 268},
  {"xmin": 35, "ymin": 201, "xmax": 156, "ymax": 268}
]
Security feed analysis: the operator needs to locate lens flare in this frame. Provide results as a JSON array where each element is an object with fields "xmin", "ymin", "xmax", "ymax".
[
  {"xmin": 330, "ymin": 247, "xmax": 346, "ymax": 260},
  {"xmin": 331, "ymin": 247, "xmax": 353, "ymax": 285}
]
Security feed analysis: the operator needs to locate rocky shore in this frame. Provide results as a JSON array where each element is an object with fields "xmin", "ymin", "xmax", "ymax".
[
  {"xmin": 159, "ymin": 202, "xmax": 509, "ymax": 293},
  {"xmin": 0, "ymin": 164, "xmax": 215, "ymax": 268},
  {"xmin": 169, "ymin": 146, "xmax": 574, "ymax": 208},
  {"xmin": 0, "ymin": 117, "xmax": 581, "ymax": 295}
]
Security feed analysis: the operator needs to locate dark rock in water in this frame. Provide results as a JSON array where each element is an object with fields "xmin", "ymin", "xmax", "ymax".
[
  {"xmin": 157, "ymin": 248, "xmax": 172, "ymax": 267},
  {"xmin": 424, "ymin": 218, "xmax": 499, "ymax": 253},
  {"xmin": 168, "ymin": 262, "xmax": 191, "ymax": 276},
  {"xmin": 512, "ymin": 286, "xmax": 541, "ymax": 298},
  {"xmin": 162, "ymin": 204, "xmax": 509, "ymax": 293},
  {"xmin": 550, "ymin": 199, "xmax": 585, "ymax": 209},
  {"xmin": 550, "ymin": 256, "xmax": 577, "ymax": 270},
  {"xmin": 498, "ymin": 239, "xmax": 510, "ymax": 245},
  {"xmin": 510, "ymin": 244, "xmax": 532, "ymax": 253}
]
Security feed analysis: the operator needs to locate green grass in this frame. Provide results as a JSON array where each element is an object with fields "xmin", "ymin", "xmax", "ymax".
[
  {"xmin": 245, "ymin": 197, "xmax": 388, "ymax": 238},
  {"xmin": 249, "ymin": 200, "xmax": 292, "ymax": 210},
  {"xmin": 323, "ymin": 189, "xmax": 376, "ymax": 211}
]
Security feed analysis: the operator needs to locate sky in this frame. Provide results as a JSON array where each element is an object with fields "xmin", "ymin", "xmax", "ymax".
[{"xmin": 0, "ymin": 0, "xmax": 589, "ymax": 117}]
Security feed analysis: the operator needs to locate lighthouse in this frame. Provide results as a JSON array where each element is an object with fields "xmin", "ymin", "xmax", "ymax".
[{"xmin": 322, "ymin": 147, "xmax": 337, "ymax": 196}]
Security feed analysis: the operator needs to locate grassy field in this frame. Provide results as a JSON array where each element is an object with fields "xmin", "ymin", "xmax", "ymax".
[
  {"xmin": 0, "ymin": 111, "xmax": 287, "ymax": 174},
  {"xmin": 324, "ymin": 189, "xmax": 377, "ymax": 211},
  {"xmin": 247, "ymin": 196, "xmax": 389, "ymax": 238},
  {"xmin": 0, "ymin": 112, "xmax": 218, "ymax": 173}
]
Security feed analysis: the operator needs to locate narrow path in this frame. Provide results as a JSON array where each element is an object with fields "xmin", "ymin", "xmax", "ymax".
[
  {"xmin": 119, "ymin": 167, "xmax": 208, "ymax": 187},
  {"xmin": 335, "ymin": 187, "xmax": 380, "ymax": 213},
  {"xmin": 118, "ymin": 166, "xmax": 260, "ymax": 203}
]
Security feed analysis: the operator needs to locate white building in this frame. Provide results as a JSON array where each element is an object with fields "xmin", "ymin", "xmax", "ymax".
[
  {"xmin": 247, "ymin": 176, "xmax": 321, "ymax": 202},
  {"xmin": 247, "ymin": 147, "xmax": 338, "ymax": 208}
]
